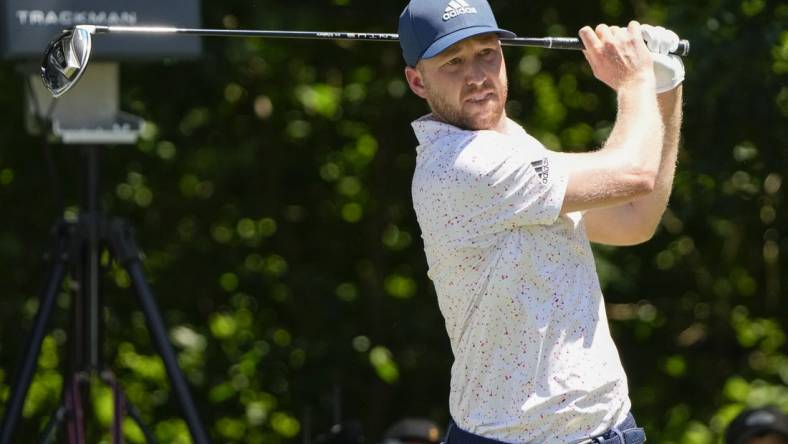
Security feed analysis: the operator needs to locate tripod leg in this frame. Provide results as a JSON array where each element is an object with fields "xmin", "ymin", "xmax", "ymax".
[
  {"xmin": 67, "ymin": 374, "xmax": 87, "ymax": 444},
  {"xmin": 36, "ymin": 364, "xmax": 88, "ymax": 444},
  {"xmin": 0, "ymin": 231, "xmax": 70, "ymax": 444},
  {"xmin": 112, "ymin": 381, "xmax": 125, "ymax": 444},
  {"xmin": 108, "ymin": 220, "xmax": 211, "ymax": 444},
  {"xmin": 100, "ymin": 370, "xmax": 158, "ymax": 444},
  {"xmin": 125, "ymin": 262, "xmax": 211, "ymax": 444},
  {"xmin": 37, "ymin": 404, "xmax": 67, "ymax": 444},
  {"xmin": 101, "ymin": 370, "xmax": 125, "ymax": 444},
  {"xmin": 125, "ymin": 398, "xmax": 158, "ymax": 444}
]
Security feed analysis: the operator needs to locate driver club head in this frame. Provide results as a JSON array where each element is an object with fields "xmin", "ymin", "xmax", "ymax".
[{"xmin": 40, "ymin": 25, "xmax": 96, "ymax": 98}]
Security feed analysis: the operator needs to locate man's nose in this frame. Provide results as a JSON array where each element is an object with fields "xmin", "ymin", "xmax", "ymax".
[{"xmin": 465, "ymin": 61, "xmax": 487, "ymax": 86}]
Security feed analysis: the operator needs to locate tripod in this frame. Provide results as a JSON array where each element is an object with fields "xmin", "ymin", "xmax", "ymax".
[{"xmin": 0, "ymin": 147, "xmax": 212, "ymax": 444}]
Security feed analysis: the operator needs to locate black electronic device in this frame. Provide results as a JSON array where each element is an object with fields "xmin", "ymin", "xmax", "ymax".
[{"xmin": 0, "ymin": 1, "xmax": 213, "ymax": 443}]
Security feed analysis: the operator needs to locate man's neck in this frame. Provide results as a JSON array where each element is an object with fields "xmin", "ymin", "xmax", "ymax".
[
  {"xmin": 428, "ymin": 111, "xmax": 510, "ymax": 133},
  {"xmin": 492, "ymin": 111, "xmax": 510, "ymax": 133}
]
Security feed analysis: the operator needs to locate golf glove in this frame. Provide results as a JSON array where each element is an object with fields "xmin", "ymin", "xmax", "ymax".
[{"xmin": 641, "ymin": 25, "xmax": 684, "ymax": 93}]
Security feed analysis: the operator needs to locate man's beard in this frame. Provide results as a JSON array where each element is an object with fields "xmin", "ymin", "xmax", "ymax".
[{"xmin": 424, "ymin": 80, "xmax": 508, "ymax": 131}]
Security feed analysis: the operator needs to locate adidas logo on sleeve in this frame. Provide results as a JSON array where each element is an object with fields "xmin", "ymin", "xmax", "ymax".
[
  {"xmin": 531, "ymin": 158, "xmax": 550, "ymax": 184},
  {"xmin": 443, "ymin": 0, "xmax": 478, "ymax": 21}
]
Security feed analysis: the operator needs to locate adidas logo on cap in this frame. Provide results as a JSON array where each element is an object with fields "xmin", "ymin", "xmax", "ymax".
[{"xmin": 443, "ymin": 0, "xmax": 478, "ymax": 21}]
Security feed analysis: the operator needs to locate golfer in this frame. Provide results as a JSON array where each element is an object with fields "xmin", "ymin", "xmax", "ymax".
[{"xmin": 398, "ymin": 0, "xmax": 684, "ymax": 442}]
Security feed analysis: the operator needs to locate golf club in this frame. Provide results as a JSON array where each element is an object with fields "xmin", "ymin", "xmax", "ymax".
[{"xmin": 41, "ymin": 24, "xmax": 691, "ymax": 98}]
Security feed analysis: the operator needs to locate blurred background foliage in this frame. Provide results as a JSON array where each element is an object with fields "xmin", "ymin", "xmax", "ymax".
[{"xmin": 0, "ymin": 0, "xmax": 786, "ymax": 443}]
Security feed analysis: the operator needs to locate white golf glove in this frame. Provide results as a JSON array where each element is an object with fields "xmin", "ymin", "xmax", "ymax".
[{"xmin": 641, "ymin": 25, "xmax": 684, "ymax": 93}]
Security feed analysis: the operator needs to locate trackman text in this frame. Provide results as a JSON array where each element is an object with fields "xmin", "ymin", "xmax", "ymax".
[{"xmin": 15, "ymin": 10, "xmax": 138, "ymax": 27}]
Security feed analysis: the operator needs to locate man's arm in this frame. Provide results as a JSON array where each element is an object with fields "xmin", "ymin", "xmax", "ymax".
[
  {"xmin": 584, "ymin": 86, "xmax": 683, "ymax": 246},
  {"xmin": 556, "ymin": 22, "xmax": 665, "ymax": 214}
]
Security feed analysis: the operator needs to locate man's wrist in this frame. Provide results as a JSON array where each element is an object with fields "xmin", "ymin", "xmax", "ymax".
[{"xmin": 617, "ymin": 74, "xmax": 657, "ymax": 93}]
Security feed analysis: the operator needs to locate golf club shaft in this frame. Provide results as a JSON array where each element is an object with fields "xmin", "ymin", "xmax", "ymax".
[{"xmin": 91, "ymin": 26, "xmax": 691, "ymax": 56}]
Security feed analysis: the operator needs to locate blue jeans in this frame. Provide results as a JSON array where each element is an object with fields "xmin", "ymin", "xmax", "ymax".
[{"xmin": 444, "ymin": 413, "xmax": 647, "ymax": 444}]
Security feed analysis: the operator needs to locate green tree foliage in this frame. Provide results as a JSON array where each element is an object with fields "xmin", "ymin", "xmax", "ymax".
[{"xmin": 0, "ymin": 0, "xmax": 785, "ymax": 442}]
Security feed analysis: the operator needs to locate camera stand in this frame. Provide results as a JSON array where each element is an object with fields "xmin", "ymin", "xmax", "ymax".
[
  {"xmin": 0, "ymin": 147, "xmax": 211, "ymax": 444},
  {"xmin": 0, "ymin": 66, "xmax": 211, "ymax": 443}
]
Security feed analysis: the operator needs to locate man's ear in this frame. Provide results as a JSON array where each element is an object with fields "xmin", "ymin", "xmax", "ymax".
[{"xmin": 405, "ymin": 66, "xmax": 428, "ymax": 99}]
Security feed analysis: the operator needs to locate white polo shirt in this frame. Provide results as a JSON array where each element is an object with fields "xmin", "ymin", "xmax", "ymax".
[{"xmin": 410, "ymin": 115, "xmax": 631, "ymax": 443}]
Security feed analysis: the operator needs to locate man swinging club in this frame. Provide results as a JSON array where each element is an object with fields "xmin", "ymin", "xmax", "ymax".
[{"xmin": 399, "ymin": 0, "xmax": 684, "ymax": 442}]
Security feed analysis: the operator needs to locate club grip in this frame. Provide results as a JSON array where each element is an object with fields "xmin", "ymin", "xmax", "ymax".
[
  {"xmin": 501, "ymin": 37, "xmax": 690, "ymax": 56},
  {"xmin": 546, "ymin": 37, "xmax": 690, "ymax": 56}
]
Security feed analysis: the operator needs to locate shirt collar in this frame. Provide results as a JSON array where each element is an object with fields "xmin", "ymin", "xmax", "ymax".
[{"xmin": 411, "ymin": 114, "xmax": 528, "ymax": 146}]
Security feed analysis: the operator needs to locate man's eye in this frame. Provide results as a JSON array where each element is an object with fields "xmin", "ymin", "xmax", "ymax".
[
  {"xmin": 446, "ymin": 58, "xmax": 462, "ymax": 66},
  {"xmin": 480, "ymin": 48, "xmax": 494, "ymax": 56}
]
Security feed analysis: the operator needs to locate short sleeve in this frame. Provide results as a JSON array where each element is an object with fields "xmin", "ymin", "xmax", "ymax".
[{"xmin": 446, "ymin": 131, "xmax": 569, "ymax": 237}]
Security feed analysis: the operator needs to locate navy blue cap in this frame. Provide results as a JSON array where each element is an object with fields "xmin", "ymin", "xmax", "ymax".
[{"xmin": 398, "ymin": 0, "xmax": 516, "ymax": 67}]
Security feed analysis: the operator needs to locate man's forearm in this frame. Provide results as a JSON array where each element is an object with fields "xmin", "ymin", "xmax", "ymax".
[
  {"xmin": 631, "ymin": 85, "xmax": 683, "ymax": 221},
  {"xmin": 560, "ymin": 80, "xmax": 666, "ymax": 214},
  {"xmin": 603, "ymin": 80, "xmax": 665, "ymax": 181}
]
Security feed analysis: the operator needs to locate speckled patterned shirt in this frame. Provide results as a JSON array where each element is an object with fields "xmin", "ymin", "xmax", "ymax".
[{"xmin": 411, "ymin": 114, "xmax": 631, "ymax": 443}]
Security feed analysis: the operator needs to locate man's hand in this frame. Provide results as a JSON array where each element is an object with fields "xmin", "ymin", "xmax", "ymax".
[
  {"xmin": 579, "ymin": 21, "xmax": 655, "ymax": 92},
  {"xmin": 641, "ymin": 24, "xmax": 685, "ymax": 93}
]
